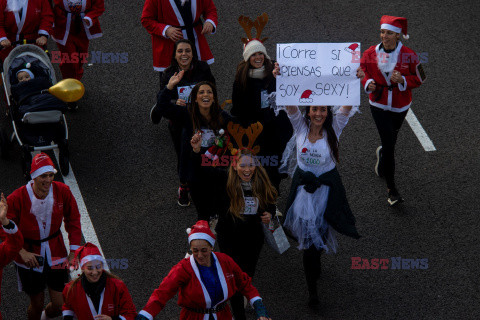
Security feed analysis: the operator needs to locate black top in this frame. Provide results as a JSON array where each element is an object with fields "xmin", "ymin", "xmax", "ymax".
[
  {"xmin": 216, "ymin": 182, "xmax": 276, "ymax": 236},
  {"xmin": 157, "ymin": 87, "xmax": 231, "ymax": 180},
  {"xmin": 159, "ymin": 60, "xmax": 216, "ymax": 99},
  {"xmin": 231, "ymin": 71, "xmax": 276, "ymax": 124}
]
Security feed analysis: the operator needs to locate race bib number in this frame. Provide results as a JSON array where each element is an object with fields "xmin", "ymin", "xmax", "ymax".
[
  {"xmin": 299, "ymin": 146, "xmax": 326, "ymax": 166},
  {"xmin": 260, "ymin": 90, "xmax": 270, "ymax": 109},
  {"xmin": 243, "ymin": 196, "xmax": 258, "ymax": 215},
  {"xmin": 201, "ymin": 129, "xmax": 216, "ymax": 148}
]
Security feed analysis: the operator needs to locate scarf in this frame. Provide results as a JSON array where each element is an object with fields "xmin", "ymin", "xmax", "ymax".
[
  {"xmin": 248, "ymin": 66, "xmax": 266, "ymax": 79},
  {"xmin": 81, "ymin": 272, "xmax": 107, "ymax": 313}
]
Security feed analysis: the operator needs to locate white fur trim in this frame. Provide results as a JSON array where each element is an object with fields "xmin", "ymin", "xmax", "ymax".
[
  {"xmin": 188, "ymin": 233, "xmax": 215, "ymax": 246},
  {"xmin": 62, "ymin": 310, "xmax": 75, "ymax": 316},
  {"xmin": 205, "ymin": 18, "xmax": 216, "ymax": 34},
  {"xmin": 249, "ymin": 296, "xmax": 261, "ymax": 306},
  {"xmin": 139, "ymin": 310, "xmax": 153, "ymax": 320},
  {"xmin": 162, "ymin": 25, "xmax": 172, "ymax": 38},
  {"xmin": 70, "ymin": 245, "xmax": 80, "ymax": 251},
  {"xmin": 0, "ymin": 37, "xmax": 7, "ymax": 42},
  {"xmin": 380, "ymin": 23, "xmax": 401, "ymax": 34},
  {"xmin": 119, "ymin": 316, "xmax": 126, "ymax": 320},
  {"xmin": 80, "ymin": 255, "xmax": 105, "ymax": 267},
  {"xmin": 31, "ymin": 166, "xmax": 56, "ymax": 179},
  {"xmin": 38, "ymin": 30, "xmax": 49, "ymax": 37},
  {"xmin": 364, "ymin": 79, "xmax": 374, "ymax": 93},
  {"xmin": 83, "ymin": 16, "xmax": 93, "ymax": 28},
  {"xmin": 398, "ymin": 77, "xmax": 407, "ymax": 91},
  {"xmin": 2, "ymin": 221, "xmax": 18, "ymax": 234}
]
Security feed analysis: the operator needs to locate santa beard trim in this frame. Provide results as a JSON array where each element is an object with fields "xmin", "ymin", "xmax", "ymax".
[{"xmin": 7, "ymin": 0, "xmax": 27, "ymax": 12}]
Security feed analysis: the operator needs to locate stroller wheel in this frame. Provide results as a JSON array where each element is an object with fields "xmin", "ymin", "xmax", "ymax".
[
  {"xmin": 0, "ymin": 127, "xmax": 9, "ymax": 159},
  {"xmin": 59, "ymin": 144, "xmax": 70, "ymax": 176},
  {"xmin": 21, "ymin": 147, "xmax": 32, "ymax": 181}
]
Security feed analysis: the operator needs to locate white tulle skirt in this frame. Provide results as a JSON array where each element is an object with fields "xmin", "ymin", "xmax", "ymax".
[{"xmin": 284, "ymin": 185, "xmax": 338, "ymax": 253}]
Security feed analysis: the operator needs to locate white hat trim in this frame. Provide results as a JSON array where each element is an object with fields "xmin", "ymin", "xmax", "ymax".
[
  {"xmin": 80, "ymin": 255, "xmax": 105, "ymax": 267},
  {"xmin": 188, "ymin": 233, "xmax": 215, "ymax": 246},
  {"xmin": 381, "ymin": 23, "xmax": 402, "ymax": 34},
  {"xmin": 31, "ymin": 166, "xmax": 57, "ymax": 179}
]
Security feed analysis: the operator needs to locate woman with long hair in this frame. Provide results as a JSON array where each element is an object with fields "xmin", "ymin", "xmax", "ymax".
[
  {"xmin": 158, "ymin": 76, "xmax": 230, "ymax": 221},
  {"xmin": 214, "ymin": 148, "xmax": 277, "ymax": 320},
  {"xmin": 151, "ymin": 39, "xmax": 215, "ymax": 207},
  {"xmin": 62, "ymin": 243, "xmax": 137, "ymax": 319},
  {"xmin": 283, "ymin": 105, "xmax": 360, "ymax": 309},
  {"xmin": 357, "ymin": 15, "xmax": 425, "ymax": 206},
  {"xmin": 231, "ymin": 39, "xmax": 292, "ymax": 192}
]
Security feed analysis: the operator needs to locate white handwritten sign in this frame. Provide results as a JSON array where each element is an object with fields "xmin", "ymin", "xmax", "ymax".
[{"xmin": 276, "ymin": 43, "xmax": 361, "ymax": 106}]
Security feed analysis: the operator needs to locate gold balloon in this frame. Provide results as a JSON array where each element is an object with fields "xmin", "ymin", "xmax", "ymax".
[{"xmin": 48, "ymin": 79, "xmax": 85, "ymax": 102}]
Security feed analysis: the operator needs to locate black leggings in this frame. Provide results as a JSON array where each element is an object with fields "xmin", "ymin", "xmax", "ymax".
[
  {"xmin": 303, "ymin": 246, "xmax": 323, "ymax": 297},
  {"xmin": 217, "ymin": 227, "xmax": 264, "ymax": 320},
  {"xmin": 370, "ymin": 106, "xmax": 408, "ymax": 190}
]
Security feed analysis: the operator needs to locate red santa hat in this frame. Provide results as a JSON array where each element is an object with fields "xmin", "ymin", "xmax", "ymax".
[
  {"xmin": 73, "ymin": 242, "xmax": 105, "ymax": 268},
  {"xmin": 187, "ymin": 220, "xmax": 216, "ymax": 246},
  {"xmin": 30, "ymin": 153, "xmax": 57, "ymax": 179},
  {"xmin": 243, "ymin": 39, "xmax": 270, "ymax": 62},
  {"xmin": 380, "ymin": 15, "xmax": 409, "ymax": 39}
]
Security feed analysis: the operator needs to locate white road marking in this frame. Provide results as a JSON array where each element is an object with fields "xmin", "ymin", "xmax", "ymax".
[
  {"xmin": 53, "ymin": 150, "xmax": 109, "ymax": 277},
  {"xmin": 405, "ymin": 108, "xmax": 436, "ymax": 152}
]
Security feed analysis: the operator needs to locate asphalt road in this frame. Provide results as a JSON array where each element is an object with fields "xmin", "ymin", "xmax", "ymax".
[{"xmin": 1, "ymin": 0, "xmax": 480, "ymax": 319}]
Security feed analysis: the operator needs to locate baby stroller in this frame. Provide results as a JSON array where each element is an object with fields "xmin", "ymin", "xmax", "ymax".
[{"xmin": 0, "ymin": 43, "xmax": 70, "ymax": 178}]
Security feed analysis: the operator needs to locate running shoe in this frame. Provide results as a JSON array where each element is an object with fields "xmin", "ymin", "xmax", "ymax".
[
  {"xmin": 178, "ymin": 186, "xmax": 190, "ymax": 207},
  {"xmin": 375, "ymin": 146, "xmax": 384, "ymax": 177},
  {"xmin": 387, "ymin": 188, "xmax": 404, "ymax": 207},
  {"xmin": 150, "ymin": 103, "xmax": 161, "ymax": 124}
]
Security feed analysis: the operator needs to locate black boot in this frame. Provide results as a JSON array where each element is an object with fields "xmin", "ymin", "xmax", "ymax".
[{"xmin": 303, "ymin": 246, "xmax": 322, "ymax": 309}]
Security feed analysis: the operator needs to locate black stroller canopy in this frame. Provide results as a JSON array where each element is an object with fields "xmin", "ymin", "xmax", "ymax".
[{"xmin": 9, "ymin": 56, "xmax": 52, "ymax": 85}]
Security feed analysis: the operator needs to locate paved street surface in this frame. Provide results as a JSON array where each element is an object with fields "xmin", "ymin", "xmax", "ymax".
[{"xmin": 1, "ymin": 0, "xmax": 479, "ymax": 319}]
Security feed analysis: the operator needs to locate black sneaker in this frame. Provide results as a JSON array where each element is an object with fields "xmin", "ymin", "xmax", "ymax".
[
  {"xmin": 388, "ymin": 188, "xmax": 404, "ymax": 207},
  {"xmin": 178, "ymin": 186, "xmax": 190, "ymax": 207},
  {"xmin": 150, "ymin": 103, "xmax": 161, "ymax": 124},
  {"xmin": 375, "ymin": 146, "xmax": 384, "ymax": 177}
]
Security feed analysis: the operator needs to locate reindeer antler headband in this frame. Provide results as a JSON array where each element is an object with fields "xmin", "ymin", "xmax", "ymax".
[
  {"xmin": 238, "ymin": 13, "xmax": 269, "ymax": 45},
  {"xmin": 239, "ymin": 13, "xmax": 270, "ymax": 62}
]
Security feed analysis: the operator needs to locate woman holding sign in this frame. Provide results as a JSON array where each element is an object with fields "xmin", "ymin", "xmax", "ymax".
[
  {"xmin": 215, "ymin": 148, "xmax": 277, "ymax": 320},
  {"xmin": 152, "ymin": 39, "xmax": 215, "ymax": 207},
  {"xmin": 357, "ymin": 15, "xmax": 425, "ymax": 206},
  {"xmin": 282, "ymin": 104, "xmax": 360, "ymax": 309},
  {"xmin": 157, "ymin": 74, "xmax": 230, "ymax": 221}
]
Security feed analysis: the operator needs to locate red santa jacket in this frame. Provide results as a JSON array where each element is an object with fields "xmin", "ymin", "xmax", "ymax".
[
  {"xmin": 7, "ymin": 181, "xmax": 81, "ymax": 272},
  {"xmin": 52, "ymin": 0, "xmax": 104, "ymax": 45},
  {"xmin": 360, "ymin": 42, "xmax": 425, "ymax": 113},
  {"xmin": 0, "ymin": 0, "xmax": 53, "ymax": 42},
  {"xmin": 138, "ymin": 252, "xmax": 261, "ymax": 320},
  {"xmin": 0, "ymin": 221, "xmax": 23, "ymax": 320},
  {"xmin": 141, "ymin": 0, "xmax": 217, "ymax": 71},
  {"xmin": 62, "ymin": 275, "xmax": 137, "ymax": 320}
]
